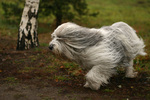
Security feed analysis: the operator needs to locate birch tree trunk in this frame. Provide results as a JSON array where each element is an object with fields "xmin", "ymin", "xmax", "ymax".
[{"xmin": 17, "ymin": 0, "xmax": 40, "ymax": 50}]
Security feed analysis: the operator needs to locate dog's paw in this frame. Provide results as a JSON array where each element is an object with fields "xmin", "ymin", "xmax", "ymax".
[
  {"xmin": 90, "ymin": 84, "xmax": 100, "ymax": 90},
  {"xmin": 84, "ymin": 82, "xmax": 100, "ymax": 90},
  {"xmin": 83, "ymin": 82, "xmax": 90, "ymax": 88},
  {"xmin": 125, "ymin": 72, "xmax": 138, "ymax": 78}
]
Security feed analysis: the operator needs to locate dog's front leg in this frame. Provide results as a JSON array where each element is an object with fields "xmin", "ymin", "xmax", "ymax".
[
  {"xmin": 84, "ymin": 66, "xmax": 110, "ymax": 90},
  {"xmin": 83, "ymin": 81, "xmax": 90, "ymax": 88}
]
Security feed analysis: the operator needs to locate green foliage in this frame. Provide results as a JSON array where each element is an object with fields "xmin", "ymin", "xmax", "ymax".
[
  {"xmin": 39, "ymin": 0, "xmax": 89, "ymax": 26},
  {"xmin": 1, "ymin": 0, "xmax": 24, "ymax": 24},
  {"xmin": 1, "ymin": 0, "xmax": 90, "ymax": 27}
]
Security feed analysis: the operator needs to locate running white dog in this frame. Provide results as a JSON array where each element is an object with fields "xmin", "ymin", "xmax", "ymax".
[{"xmin": 49, "ymin": 22, "xmax": 146, "ymax": 90}]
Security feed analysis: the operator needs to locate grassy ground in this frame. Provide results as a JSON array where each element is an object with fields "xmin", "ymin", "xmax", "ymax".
[{"xmin": 0, "ymin": 0, "xmax": 150, "ymax": 100}]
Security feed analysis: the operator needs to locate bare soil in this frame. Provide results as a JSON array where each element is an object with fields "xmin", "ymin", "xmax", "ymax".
[{"xmin": 0, "ymin": 33, "xmax": 150, "ymax": 100}]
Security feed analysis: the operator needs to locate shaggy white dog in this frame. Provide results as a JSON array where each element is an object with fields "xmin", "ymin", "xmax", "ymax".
[{"xmin": 49, "ymin": 22, "xmax": 146, "ymax": 90}]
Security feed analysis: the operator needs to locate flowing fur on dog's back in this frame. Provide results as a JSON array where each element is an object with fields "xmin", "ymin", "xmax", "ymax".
[
  {"xmin": 99, "ymin": 22, "xmax": 146, "ymax": 66},
  {"xmin": 111, "ymin": 22, "xmax": 146, "ymax": 57}
]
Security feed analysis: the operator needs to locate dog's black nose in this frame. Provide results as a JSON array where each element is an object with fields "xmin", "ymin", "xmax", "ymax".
[{"xmin": 49, "ymin": 44, "xmax": 53, "ymax": 50}]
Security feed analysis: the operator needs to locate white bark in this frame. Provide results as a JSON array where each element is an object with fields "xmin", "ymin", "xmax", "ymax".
[{"xmin": 17, "ymin": 0, "xmax": 40, "ymax": 50}]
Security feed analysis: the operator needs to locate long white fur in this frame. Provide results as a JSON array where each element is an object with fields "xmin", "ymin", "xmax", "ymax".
[{"xmin": 49, "ymin": 22, "xmax": 146, "ymax": 90}]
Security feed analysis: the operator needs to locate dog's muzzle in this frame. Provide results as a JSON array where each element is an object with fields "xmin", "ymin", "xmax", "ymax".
[{"xmin": 49, "ymin": 44, "xmax": 54, "ymax": 50}]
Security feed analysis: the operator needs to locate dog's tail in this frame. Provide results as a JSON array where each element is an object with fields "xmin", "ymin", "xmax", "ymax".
[
  {"xmin": 137, "ymin": 38, "xmax": 147, "ymax": 56},
  {"xmin": 119, "ymin": 35, "xmax": 147, "ymax": 57},
  {"xmin": 112, "ymin": 22, "xmax": 147, "ymax": 58}
]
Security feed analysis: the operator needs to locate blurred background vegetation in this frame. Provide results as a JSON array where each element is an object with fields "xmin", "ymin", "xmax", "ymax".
[
  {"xmin": 0, "ymin": 0, "xmax": 98, "ymax": 34},
  {"xmin": 0, "ymin": 0, "xmax": 150, "ymax": 47}
]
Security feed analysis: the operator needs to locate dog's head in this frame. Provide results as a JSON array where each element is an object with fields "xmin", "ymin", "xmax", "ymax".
[
  {"xmin": 49, "ymin": 22, "xmax": 102, "ymax": 60},
  {"xmin": 49, "ymin": 22, "xmax": 80, "ymax": 60}
]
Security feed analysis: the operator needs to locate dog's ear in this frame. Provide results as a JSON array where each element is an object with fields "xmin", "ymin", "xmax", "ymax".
[
  {"xmin": 53, "ymin": 26, "xmax": 64, "ymax": 36},
  {"xmin": 54, "ymin": 22, "xmax": 74, "ymax": 37},
  {"xmin": 51, "ymin": 34, "xmax": 55, "ymax": 39}
]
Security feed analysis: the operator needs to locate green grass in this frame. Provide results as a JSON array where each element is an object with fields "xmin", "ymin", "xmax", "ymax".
[
  {"xmin": 4, "ymin": 77, "xmax": 17, "ymax": 82},
  {"xmin": 103, "ymin": 88, "xmax": 114, "ymax": 92},
  {"xmin": 54, "ymin": 75, "xmax": 70, "ymax": 81},
  {"xmin": 85, "ymin": 0, "xmax": 150, "ymax": 32},
  {"xmin": 40, "ymin": 43, "xmax": 49, "ymax": 47}
]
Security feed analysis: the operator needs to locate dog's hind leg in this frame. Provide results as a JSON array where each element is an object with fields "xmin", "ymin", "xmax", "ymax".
[
  {"xmin": 84, "ymin": 66, "xmax": 111, "ymax": 90},
  {"xmin": 125, "ymin": 60, "xmax": 138, "ymax": 78}
]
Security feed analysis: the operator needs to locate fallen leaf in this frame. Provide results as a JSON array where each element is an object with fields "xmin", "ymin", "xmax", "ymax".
[
  {"xmin": 79, "ymin": 70, "xmax": 82, "ymax": 73},
  {"xmin": 55, "ymin": 79, "xmax": 58, "ymax": 82},
  {"xmin": 131, "ymin": 86, "xmax": 134, "ymax": 88},
  {"xmin": 118, "ymin": 85, "xmax": 122, "ymax": 88},
  {"xmin": 60, "ymin": 66, "xmax": 64, "ymax": 69}
]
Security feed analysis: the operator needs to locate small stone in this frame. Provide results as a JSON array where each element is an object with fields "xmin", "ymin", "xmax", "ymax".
[{"xmin": 118, "ymin": 85, "xmax": 122, "ymax": 88}]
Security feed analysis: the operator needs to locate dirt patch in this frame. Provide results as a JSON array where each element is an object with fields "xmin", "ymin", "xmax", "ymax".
[{"xmin": 0, "ymin": 33, "xmax": 150, "ymax": 100}]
